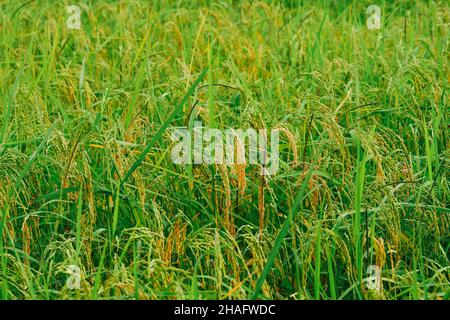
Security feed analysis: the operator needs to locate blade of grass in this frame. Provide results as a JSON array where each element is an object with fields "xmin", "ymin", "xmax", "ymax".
[
  {"xmin": 252, "ymin": 163, "xmax": 316, "ymax": 299},
  {"xmin": 120, "ymin": 67, "xmax": 208, "ymax": 187},
  {"xmin": 12, "ymin": 120, "xmax": 59, "ymax": 193}
]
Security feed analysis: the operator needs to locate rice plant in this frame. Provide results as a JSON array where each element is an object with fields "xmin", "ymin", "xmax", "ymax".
[{"xmin": 0, "ymin": 0, "xmax": 448, "ymax": 300}]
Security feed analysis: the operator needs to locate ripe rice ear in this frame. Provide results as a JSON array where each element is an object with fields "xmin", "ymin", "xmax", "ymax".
[
  {"xmin": 258, "ymin": 176, "xmax": 265, "ymax": 236},
  {"xmin": 219, "ymin": 164, "xmax": 234, "ymax": 235},
  {"xmin": 234, "ymin": 135, "xmax": 247, "ymax": 197},
  {"xmin": 275, "ymin": 127, "xmax": 299, "ymax": 165}
]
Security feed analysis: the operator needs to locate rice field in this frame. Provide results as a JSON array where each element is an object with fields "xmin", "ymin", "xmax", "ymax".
[{"xmin": 0, "ymin": 0, "xmax": 449, "ymax": 300}]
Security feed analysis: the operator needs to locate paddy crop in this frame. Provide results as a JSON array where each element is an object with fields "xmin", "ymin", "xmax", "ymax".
[{"xmin": 0, "ymin": 0, "xmax": 448, "ymax": 299}]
